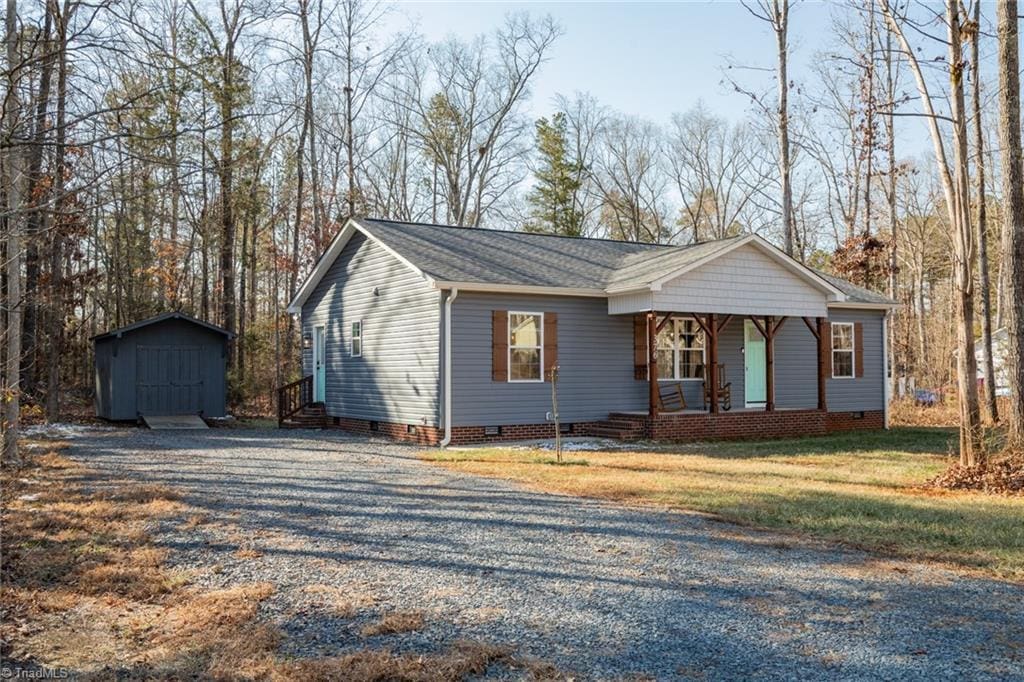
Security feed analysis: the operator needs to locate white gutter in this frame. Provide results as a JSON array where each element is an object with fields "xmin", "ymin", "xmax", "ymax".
[
  {"xmin": 440, "ymin": 288, "xmax": 459, "ymax": 447},
  {"xmin": 882, "ymin": 310, "xmax": 890, "ymax": 429}
]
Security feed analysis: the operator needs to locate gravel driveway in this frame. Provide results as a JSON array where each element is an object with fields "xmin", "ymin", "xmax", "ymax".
[{"xmin": 67, "ymin": 428, "xmax": 1023, "ymax": 680}]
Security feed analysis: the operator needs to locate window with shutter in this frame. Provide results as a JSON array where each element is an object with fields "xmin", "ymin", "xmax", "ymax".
[
  {"xmin": 508, "ymin": 312, "xmax": 543, "ymax": 382},
  {"xmin": 831, "ymin": 322, "xmax": 855, "ymax": 378}
]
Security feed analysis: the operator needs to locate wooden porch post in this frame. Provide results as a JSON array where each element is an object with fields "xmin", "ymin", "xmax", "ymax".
[
  {"xmin": 817, "ymin": 316, "xmax": 828, "ymax": 411},
  {"xmin": 707, "ymin": 313, "xmax": 719, "ymax": 414},
  {"xmin": 648, "ymin": 312, "xmax": 658, "ymax": 418},
  {"xmin": 764, "ymin": 315, "xmax": 775, "ymax": 412}
]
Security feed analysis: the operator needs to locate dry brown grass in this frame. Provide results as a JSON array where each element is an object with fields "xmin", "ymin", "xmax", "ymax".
[
  {"xmin": 361, "ymin": 610, "xmax": 427, "ymax": 637},
  {"xmin": 2, "ymin": 440, "xmax": 552, "ymax": 680},
  {"xmin": 889, "ymin": 397, "xmax": 961, "ymax": 427},
  {"xmin": 0, "ymin": 442, "xmax": 288, "ymax": 677}
]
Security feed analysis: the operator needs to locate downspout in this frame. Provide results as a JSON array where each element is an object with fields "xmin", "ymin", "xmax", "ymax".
[
  {"xmin": 882, "ymin": 310, "xmax": 890, "ymax": 429},
  {"xmin": 440, "ymin": 288, "xmax": 459, "ymax": 447}
]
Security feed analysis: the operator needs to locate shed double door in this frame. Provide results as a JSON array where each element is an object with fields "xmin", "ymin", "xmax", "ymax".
[{"xmin": 136, "ymin": 345, "xmax": 203, "ymax": 415}]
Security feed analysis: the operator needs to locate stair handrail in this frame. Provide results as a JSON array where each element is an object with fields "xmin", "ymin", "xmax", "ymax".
[{"xmin": 277, "ymin": 375, "xmax": 314, "ymax": 426}]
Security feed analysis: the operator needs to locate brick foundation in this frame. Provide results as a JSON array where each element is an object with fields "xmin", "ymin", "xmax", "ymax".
[
  {"xmin": 330, "ymin": 417, "xmax": 600, "ymax": 446},
  {"xmin": 329, "ymin": 409, "xmax": 884, "ymax": 446},
  {"xmin": 825, "ymin": 409, "xmax": 886, "ymax": 432},
  {"xmin": 643, "ymin": 409, "xmax": 828, "ymax": 440},
  {"xmin": 334, "ymin": 417, "xmax": 443, "ymax": 446}
]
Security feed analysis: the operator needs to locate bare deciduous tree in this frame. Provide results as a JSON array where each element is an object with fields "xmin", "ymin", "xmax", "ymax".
[
  {"xmin": 880, "ymin": 0, "xmax": 983, "ymax": 465},
  {"xmin": 996, "ymin": 0, "xmax": 1024, "ymax": 446},
  {"xmin": 667, "ymin": 102, "xmax": 770, "ymax": 243}
]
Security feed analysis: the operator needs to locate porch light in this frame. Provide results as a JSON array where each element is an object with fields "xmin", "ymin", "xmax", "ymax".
[{"xmin": 302, "ymin": 332, "xmax": 312, "ymax": 349}]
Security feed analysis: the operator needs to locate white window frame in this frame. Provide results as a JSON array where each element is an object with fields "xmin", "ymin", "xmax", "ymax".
[
  {"xmin": 831, "ymin": 322, "xmax": 855, "ymax": 379},
  {"xmin": 657, "ymin": 317, "xmax": 706, "ymax": 382},
  {"xmin": 351, "ymin": 320, "xmax": 362, "ymax": 358},
  {"xmin": 508, "ymin": 311, "xmax": 544, "ymax": 383}
]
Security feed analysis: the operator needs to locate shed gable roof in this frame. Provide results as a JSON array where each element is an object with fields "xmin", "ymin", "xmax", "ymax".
[
  {"xmin": 287, "ymin": 217, "xmax": 896, "ymax": 313},
  {"xmin": 91, "ymin": 312, "xmax": 234, "ymax": 341}
]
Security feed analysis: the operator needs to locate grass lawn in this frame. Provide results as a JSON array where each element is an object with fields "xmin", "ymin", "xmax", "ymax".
[{"xmin": 423, "ymin": 428, "xmax": 1024, "ymax": 581}]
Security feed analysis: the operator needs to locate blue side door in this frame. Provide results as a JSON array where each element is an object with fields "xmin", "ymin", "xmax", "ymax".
[{"xmin": 313, "ymin": 325, "xmax": 326, "ymax": 403}]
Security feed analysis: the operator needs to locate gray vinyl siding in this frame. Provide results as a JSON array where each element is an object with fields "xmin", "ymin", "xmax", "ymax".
[
  {"xmin": 450, "ymin": 293, "xmax": 647, "ymax": 426},
  {"xmin": 450, "ymin": 297, "xmax": 885, "ymax": 426},
  {"xmin": 717, "ymin": 310, "xmax": 885, "ymax": 411},
  {"xmin": 301, "ymin": 232, "xmax": 441, "ymax": 426},
  {"xmin": 827, "ymin": 309, "xmax": 886, "ymax": 411},
  {"xmin": 714, "ymin": 317, "xmax": 818, "ymax": 409}
]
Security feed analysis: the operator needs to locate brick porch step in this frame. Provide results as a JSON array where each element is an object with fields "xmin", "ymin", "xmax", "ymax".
[{"xmin": 589, "ymin": 413, "xmax": 649, "ymax": 440}]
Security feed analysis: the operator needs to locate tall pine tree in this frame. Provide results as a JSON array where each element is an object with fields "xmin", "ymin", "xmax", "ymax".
[{"xmin": 526, "ymin": 113, "xmax": 584, "ymax": 236}]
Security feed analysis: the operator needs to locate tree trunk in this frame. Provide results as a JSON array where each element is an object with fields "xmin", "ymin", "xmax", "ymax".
[
  {"xmin": 45, "ymin": 0, "xmax": 72, "ymax": 422},
  {"xmin": 219, "ymin": 56, "xmax": 236, "ymax": 372},
  {"xmin": 776, "ymin": 0, "xmax": 793, "ymax": 256},
  {"xmin": 947, "ymin": 1, "xmax": 982, "ymax": 465},
  {"xmin": 3, "ymin": 0, "xmax": 22, "ymax": 463},
  {"xmin": 20, "ymin": 8, "xmax": 54, "ymax": 403},
  {"xmin": 997, "ymin": 0, "xmax": 1024, "ymax": 446},
  {"xmin": 971, "ymin": 2, "xmax": 999, "ymax": 424},
  {"xmin": 884, "ymin": 23, "xmax": 898, "ymax": 395}
]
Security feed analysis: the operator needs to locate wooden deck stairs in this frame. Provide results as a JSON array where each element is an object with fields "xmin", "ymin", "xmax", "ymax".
[{"xmin": 280, "ymin": 402, "xmax": 331, "ymax": 429}]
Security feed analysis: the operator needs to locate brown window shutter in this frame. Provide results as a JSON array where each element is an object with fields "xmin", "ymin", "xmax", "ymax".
[
  {"xmin": 633, "ymin": 315, "xmax": 648, "ymax": 380},
  {"xmin": 543, "ymin": 312, "xmax": 558, "ymax": 381},
  {"xmin": 492, "ymin": 310, "xmax": 508, "ymax": 382},
  {"xmin": 854, "ymin": 322, "xmax": 864, "ymax": 378},
  {"xmin": 823, "ymin": 322, "xmax": 832, "ymax": 376}
]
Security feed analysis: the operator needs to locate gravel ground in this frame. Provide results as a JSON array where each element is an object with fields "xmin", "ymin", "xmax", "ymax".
[{"xmin": 65, "ymin": 427, "xmax": 1023, "ymax": 681}]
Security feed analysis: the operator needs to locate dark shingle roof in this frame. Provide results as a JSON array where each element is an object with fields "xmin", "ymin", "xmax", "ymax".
[
  {"xmin": 91, "ymin": 312, "xmax": 233, "ymax": 341},
  {"xmin": 359, "ymin": 218, "xmax": 664, "ymax": 289},
  {"xmin": 814, "ymin": 271, "xmax": 895, "ymax": 305},
  {"xmin": 349, "ymin": 218, "xmax": 895, "ymax": 306}
]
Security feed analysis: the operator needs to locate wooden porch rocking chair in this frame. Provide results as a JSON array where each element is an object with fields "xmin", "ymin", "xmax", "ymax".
[
  {"xmin": 703, "ymin": 363, "xmax": 732, "ymax": 411},
  {"xmin": 658, "ymin": 383, "xmax": 687, "ymax": 413}
]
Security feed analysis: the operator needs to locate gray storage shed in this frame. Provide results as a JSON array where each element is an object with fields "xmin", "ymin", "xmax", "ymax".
[{"xmin": 93, "ymin": 312, "xmax": 233, "ymax": 420}]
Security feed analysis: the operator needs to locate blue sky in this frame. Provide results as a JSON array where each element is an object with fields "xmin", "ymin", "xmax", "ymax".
[
  {"xmin": 383, "ymin": 1, "xmax": 1010, "ymax": 166},
  {"xmin": 387, "ymin": 1, "xmax": 848, "ymax": 127}
]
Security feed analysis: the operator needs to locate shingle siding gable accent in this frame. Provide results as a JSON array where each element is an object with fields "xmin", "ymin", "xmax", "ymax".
[
  {"xmin": 651, "ymin": 243, "xmax": 829, "ymax": 317},
  {"xmin": 301, "ymin": 232, "xmax": 441, "ymax": 426}
]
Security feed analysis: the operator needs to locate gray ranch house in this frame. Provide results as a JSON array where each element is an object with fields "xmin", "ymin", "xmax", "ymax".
[{"xmin": 284, "ymin": 218, "xmax": 896, "ymax": 445}]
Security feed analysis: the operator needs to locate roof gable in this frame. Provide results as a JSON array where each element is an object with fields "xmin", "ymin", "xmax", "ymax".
[
  {"xmin": 647, "ymin": 240, "xmax": 834, "ymax": 317},
  {"xmin": 91, "ymin": 312, "xmax": 233, "ymax": 341}
]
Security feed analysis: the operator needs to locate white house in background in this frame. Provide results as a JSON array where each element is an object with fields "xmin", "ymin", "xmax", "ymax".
[{"xmin": 976, "ymin": 328, "xmax": 1011, "ymax": 397}]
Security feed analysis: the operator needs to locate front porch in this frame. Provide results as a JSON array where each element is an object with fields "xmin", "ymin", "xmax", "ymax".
[
  {"xmin": 635, "ymin": 311, "xmax": 831, "ymax": 418},
  {"xmin": 587, "ymin": 306, "xmax": 842, "ymax": 441}
]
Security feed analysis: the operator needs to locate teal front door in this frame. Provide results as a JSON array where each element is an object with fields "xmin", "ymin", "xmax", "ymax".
[
  {"xmin": 313, "ymin": 325, "xmax": 326, "ymax": 403},
  {"xmin": 744, "ymin": 321, "xmax": 766, "ymax": 406}
]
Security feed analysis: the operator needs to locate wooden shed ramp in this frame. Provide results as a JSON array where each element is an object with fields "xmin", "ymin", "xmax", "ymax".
[{"xmin": 142, "ymin": 414, "xmax": 209, "ymax": 430}]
